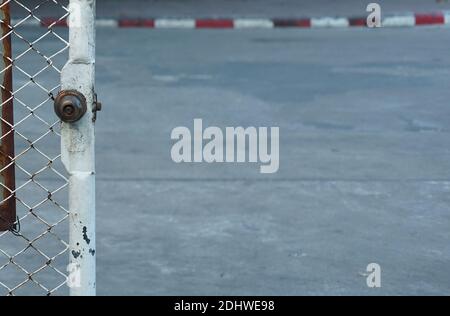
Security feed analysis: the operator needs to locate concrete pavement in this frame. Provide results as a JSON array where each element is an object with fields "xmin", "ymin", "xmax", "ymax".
[
  {"xmin": 91, "ymin": 27, "xmax": 450, "ymax": 295},
  {"xmin": 1, "ymin": 15, "xmax": 450, "ymax": 295}
]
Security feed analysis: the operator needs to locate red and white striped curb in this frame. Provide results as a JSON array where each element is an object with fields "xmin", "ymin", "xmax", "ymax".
[{"xmin": 12, "ymin": 12, "xmax": 450, "ymax": 29}]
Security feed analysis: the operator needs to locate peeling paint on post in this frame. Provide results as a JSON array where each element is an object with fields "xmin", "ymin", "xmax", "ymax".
[
  {"xmin": 0, "ymin": 1, "xmax": 16, "ymax": 232},
  {"xmin": 62, "ymin": 0, "xmax": 97, "ymax": 296}
]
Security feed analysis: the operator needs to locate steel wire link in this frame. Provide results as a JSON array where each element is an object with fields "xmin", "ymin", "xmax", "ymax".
[{"xmin": 0, "ymin": 0, "xmax": 70, "ymax": 296}]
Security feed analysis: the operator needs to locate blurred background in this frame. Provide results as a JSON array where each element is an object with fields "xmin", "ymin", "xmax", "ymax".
[{"xmin": 12, "ymin": 0, "xmax": 450, "ymax": 18}]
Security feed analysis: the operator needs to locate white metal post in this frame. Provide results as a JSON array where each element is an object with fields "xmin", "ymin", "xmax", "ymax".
[{"xmin": 61, "ymin": 0, "xmax": 96, "ymax": 296}]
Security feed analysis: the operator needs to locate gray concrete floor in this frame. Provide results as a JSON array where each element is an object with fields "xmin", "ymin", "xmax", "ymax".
[
  {"xmin": 92, "ymin": 26, "xmax": 450, "ymax": 295},
  {"xmin": 1, "ymin": 24, "xmax": 450, "ymax": 296}
]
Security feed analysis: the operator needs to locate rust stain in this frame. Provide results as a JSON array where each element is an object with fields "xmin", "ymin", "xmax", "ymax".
[{"xmin": 0, "ymin": 2, "xmax": 16, "ymax": 232}]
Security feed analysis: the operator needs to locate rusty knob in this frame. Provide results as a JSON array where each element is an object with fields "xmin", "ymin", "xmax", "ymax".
[{"xmin": 54, "ymin": 90, "xmax": 87, "ymax": 123}]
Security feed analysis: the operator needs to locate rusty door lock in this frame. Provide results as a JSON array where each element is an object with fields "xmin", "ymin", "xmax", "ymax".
[{"xmin": 54, "ymin": 90, "xmax": 87, "ymax": 123}]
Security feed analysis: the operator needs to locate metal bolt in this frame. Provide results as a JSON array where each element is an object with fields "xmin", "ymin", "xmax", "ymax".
[{"xmin": 95, "ymin": 101, "xmax": 102, "ymax": 112}]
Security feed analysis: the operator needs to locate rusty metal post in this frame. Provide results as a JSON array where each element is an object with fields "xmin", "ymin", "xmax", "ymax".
[
  {"xmin": 0, "ymin": 1, "xmax": 16, "ymax": 232},
  {"xmin": 61, "ymin": 0, "xmax": 97, "ymax": 296}
]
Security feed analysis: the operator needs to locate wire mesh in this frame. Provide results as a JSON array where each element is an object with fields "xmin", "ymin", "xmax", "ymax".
[{"xmin": 0, "ymin": 0, "xmax": 70, "ymax": 296}]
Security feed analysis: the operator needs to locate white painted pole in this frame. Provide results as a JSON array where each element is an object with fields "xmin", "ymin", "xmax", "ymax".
[{"xmin": 61, "ymin": 0, "xmax": 96, "ymax": 296}]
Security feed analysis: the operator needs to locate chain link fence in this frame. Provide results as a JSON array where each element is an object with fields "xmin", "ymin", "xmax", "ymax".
[{"xmin": 0, "ymin": 0, "xmax": 88, "ymax": 296}]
